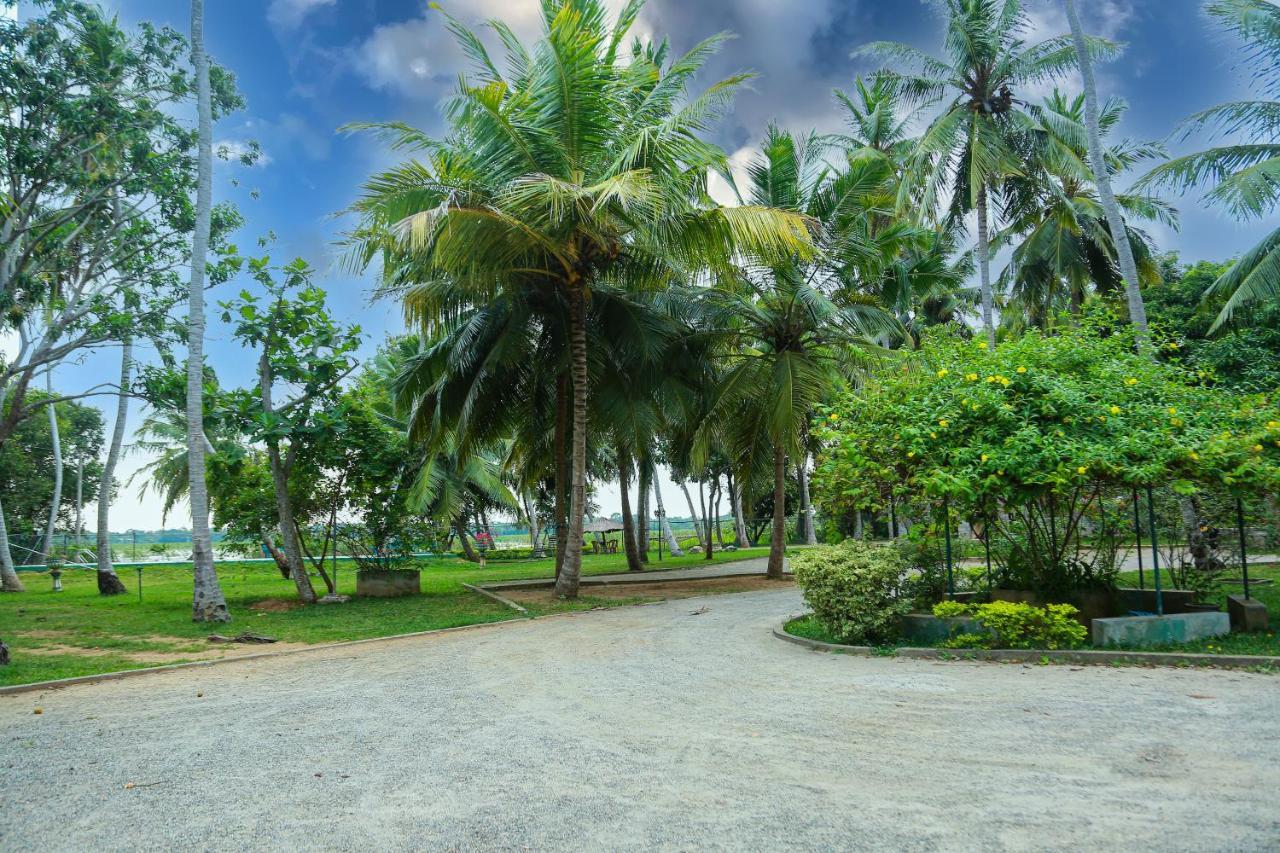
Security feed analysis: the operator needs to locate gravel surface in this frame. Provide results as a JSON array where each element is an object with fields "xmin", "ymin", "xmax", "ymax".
[{"xmin": 2, "ymin": 586, "xmax": 1278, "ymax": 852}]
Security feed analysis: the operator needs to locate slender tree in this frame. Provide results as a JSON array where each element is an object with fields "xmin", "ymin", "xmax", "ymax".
[
  {"xmin": 1063, "ymin": 0, "xmax": 1151, "ymax": 347},
  {"xmin": 39, "ymin": 374, "xmax": 63, "ymax": 565},
  {"xmin": 94, "ymin": 340, "xmax": 131, "ymax": 595},
  {"xmin": 187, "ymin": 0, "xmax": 229, "ymax": 622}
]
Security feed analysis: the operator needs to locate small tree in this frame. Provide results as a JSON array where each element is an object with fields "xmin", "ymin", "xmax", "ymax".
[{"xmin": 221, "ymin": 258, "xmax": 361, "ymax": 603}]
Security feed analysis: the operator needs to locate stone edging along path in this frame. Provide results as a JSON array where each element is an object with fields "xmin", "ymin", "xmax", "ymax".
[{"xmin": 773, "ymin": 620, "xmax": 1280, "ymax": 670}]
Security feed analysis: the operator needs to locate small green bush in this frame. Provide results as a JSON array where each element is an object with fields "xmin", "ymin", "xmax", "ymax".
[
  {"xmin": 793, "ymin": 540, "xmax": 909, "ymax": 644},
  {"xmin": 931, "ymin": 600, "xmax": 1087, "ymax": 649}
]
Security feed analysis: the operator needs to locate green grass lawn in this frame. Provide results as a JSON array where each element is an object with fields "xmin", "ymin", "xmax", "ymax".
[
  {"xmin": 0, "ymin": 546, "xmax": 772, "ymax": 687},
  {"xmin": 785, "ymin": 563, "xmax": 1279, "ymax": 660}
]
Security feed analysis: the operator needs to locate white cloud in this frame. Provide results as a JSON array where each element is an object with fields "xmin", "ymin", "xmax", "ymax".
[
  {"xmin": 707, "ymin": 145, "xmax": 757, "ymax": 208},
  {"xmin": 267, "ymin": 0, "xmax": 336, "ymax": 31}
]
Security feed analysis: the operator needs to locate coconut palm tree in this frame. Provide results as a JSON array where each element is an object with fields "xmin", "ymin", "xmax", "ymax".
[
  {"xmin": 858, "ymin": 0, "xmax": 1116, "ymax": 347},
  {"xmin": 1062, "ymin": 0, "xmax": 1152, "ymax": 346},
  {"xmin": 186, "ymin": 0, "xmax": 228, "ymax": 622},
  {"xmin": 696, "ymin": 128, "xmax": 901, "ymax": 578},
  {"xmin": 1139, "ymin": 0, "xmax": 1280, "ymax": 330},
  {"xmin": 348, "ymin": 0, "xmax": 810, "ymax": 598},
  {"xmin": 95, "ymin": 339, "xmax": 131, "ymax": 595},
  {"xmin": 996, "ymin": 91, "xmax": 1176, "ymax": 328}
]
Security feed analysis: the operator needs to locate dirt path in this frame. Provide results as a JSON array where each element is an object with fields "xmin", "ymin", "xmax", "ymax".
[{"xmin": 2, "ymin": 587, "xmax": 1277, "ymax": 851}]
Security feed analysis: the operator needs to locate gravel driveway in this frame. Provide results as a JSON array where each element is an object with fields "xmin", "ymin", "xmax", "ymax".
[{"xmin": 2, "ymin": 586, "xmax": 1278, "ymax": 851}]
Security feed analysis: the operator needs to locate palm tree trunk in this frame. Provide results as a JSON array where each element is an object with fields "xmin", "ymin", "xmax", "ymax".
[
  {"xmin": 652, "ymin": 479, "xmax": 682, "ymax": 556},
  {"xmin": 553, "ymin": 373, "xmax": 568, "ymax": 578},
  {"xmin": 1064, "ymin": 0, "xmax": 1149, "ymax": 349},
  {"xmin": 767, "ymin": 444, "xmax": 787, "ymax": 579},
  {"xmin": 554, "ymin": 280, "xmax": 588, "ymax": 598},
  {"xmin": 618, "ymin": 448, "xmax": 643, "ymax": 572},
  {"xmin": 700, "ymin": 478, "xmax": 715, "ymax": 560},
  {"xmin": 680, "ymin": 481, "xmax": 705, "ymax": 549},
  {"xmin": 188, "ymin": 0, "xmax": 229, "ymax": 622},
  {"xmin": 0, "ymin": 494, "xmax": 23, "ymax": 591},
  {"xmin": 455, "ymin": 521, "xmax": 478, "ymax": 562},
  {"xmin": 636, "ymin": 451, "xmax": 650, "ymax": 562},
  {"xmin": 40, "ymin": 374, "xmax": 62, "ymax": 565},
  {"xmin": 729, "ymin": 474, "xmax": 749, "ymax": 548},
  {"xmin": 713, "ymin": 479, "xmax": 725, "ymax": 548},
  {"xmin": 95, "ymin": 339, "xmax": 131, "ymax": 595},
  {"xmin": 975, "ymin": 185, "xmax": 997, "ymax": 350}
]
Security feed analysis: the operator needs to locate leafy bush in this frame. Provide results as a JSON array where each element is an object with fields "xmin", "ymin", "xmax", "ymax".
[
  {"xmin": 932, "ymin": 601, "xmax": 1087, "ymax": 650},
  {"xmin": 792, "ymin": 540, "xmax": 910, "ymax": 644}
]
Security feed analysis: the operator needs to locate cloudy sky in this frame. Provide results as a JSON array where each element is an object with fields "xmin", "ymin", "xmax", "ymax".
[{"xmin": 17, "ymin": 0, "xmax": 1272, "ymax": 533}]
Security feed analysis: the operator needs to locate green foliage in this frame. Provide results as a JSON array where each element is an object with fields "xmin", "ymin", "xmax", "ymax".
[
  {"xmin": 932, "ymin": 600, "xmax": 1087, "ymax": 649},
  {"xmin": 792, "ymin": 540, "xmax": 910, "ymax": 644}
]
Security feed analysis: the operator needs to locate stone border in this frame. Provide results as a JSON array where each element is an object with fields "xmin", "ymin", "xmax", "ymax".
[
  {"xmin": 773, "ymin": 620, "xmax": 1280, "ymax": 670},
  {"xmin": 461, "ymin": 582, "xmax": 528, "ymax": 613}
]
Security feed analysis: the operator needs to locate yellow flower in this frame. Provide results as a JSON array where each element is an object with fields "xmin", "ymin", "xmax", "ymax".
[
  {"xmin": 1268, "ymin": 420, "xmax": 1280, "ymax": 429},
  {"xmin": 936, "ymin": 369, "xmax": 949, "ymax": 378},
  {"xmin": 1124, "ymin": 377, "xmax": 1138, "ymax": 386},
  {"xmin": 1109, "ymin": 405, "xmax": 1121, "ymax": 415},
  {"xmin": 966, "ymin": 373, "xmax": 979, "ymax": 382},
  {"xmin": 978, "ymin": 341, "xmax": 988, "ymax": 349},
  {"xmin": 986, "ymin": 375, "xmax": 997, "ymax": 383},
  {"xmin": 938, "ymin": 419, "xmax": 949, "ymax": 428},
  {"xmin": 1098, "ymin": 415, "xmax": 1107, "ymax": 422},
  {"xmin": 1056, "ymin": 430, "xmax": 1065, "ymax": 437},
  {"xmin": 1000, "ymin": 377, "xmax": 1011, "ymax": 387},
  {"xmin": 828, "ymin": 413, "xmax": 839, "ymax": 422},
  {"xmin": 1016, "ymin": 366, "xmax": 1027, "ymax": 374},
  {"xmin": 997, "ymin": 469, "xmax": 1005, "ymax": 476},
  {"xmin": 1077, "ymin": 466, "xmax": 1088, "ymax": 475},
  {"xmin": 1253, "ymin": 444, "xmax": 1264, "ymax": 453},
  {"xmin": 981, "ymin": 454, "xmax": 989, "ymax": 462},
  {"xmin": 1171, "ymin": 417, "xmax": 1184, "ymax": 427},
  {"xmin": 907, "ymin": 451, "xmax": 916, "ymax": 458},
  {"xmin": 1168, "ymin": 407, "xmax": 1178, "ymax": 415},
  {"xmin": 930, "ymin": 432, "xmax": 938, "ymax": 439},
  {"xmin": 1189, "ymin": 451, "xmax": 1199, "ymax": 461}
]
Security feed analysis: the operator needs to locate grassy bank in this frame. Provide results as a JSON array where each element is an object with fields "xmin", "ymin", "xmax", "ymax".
[{"xmin": 0, "ymin": 547, "xmax": 771, "ymax": 687}]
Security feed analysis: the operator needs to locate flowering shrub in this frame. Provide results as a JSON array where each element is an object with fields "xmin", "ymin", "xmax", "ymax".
[
  {"xmin": 813, "ymin": 317, "xmax": 1280, "ymax": 598},
  {"xmin": 792, "ymin": 540, "xmax": 910, "ymax": 644},
  {"xmin": 932, "ymin": 601, "xmax": 1087, "ymax": 649}
]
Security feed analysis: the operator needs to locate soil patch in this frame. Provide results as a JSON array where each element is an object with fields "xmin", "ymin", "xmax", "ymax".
[
  {"xmin": 248, "ymin": 598, "xmax": 306, "ymax": 613},
  {"xmin": 16, "ymin": 640, "xmax": 312, "ymax": 665},
  {"xmin": 501, "ymin": 574, "xmax": 792, "ymax": 606}
]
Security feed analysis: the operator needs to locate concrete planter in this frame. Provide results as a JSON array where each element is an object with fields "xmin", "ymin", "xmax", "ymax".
[
  {"xmin": 1092, "ymin": 611, "xmax": 1230, "ymax": 647},
  {"xmin": 355, "ymin": 569, "xmax": 421, "ymax": 598},
  {"xmin": 901, "ymin": 613, "xmax": 989, "ymax": 645}
]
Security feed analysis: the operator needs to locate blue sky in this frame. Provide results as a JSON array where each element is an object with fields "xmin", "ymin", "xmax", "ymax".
[{"xmin": 24, "ymin": 0, "xmax": 1273, "ymax": 530}]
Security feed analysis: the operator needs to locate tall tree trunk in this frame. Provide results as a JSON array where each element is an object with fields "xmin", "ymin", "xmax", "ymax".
[
  {"xmin": 260, "ymin": 351, "xmax": 314, "ymax": 603},
  {"xmin": 618, "ymin": 448, "xmax": 643, "ymax": 572},
  {"xmin": 1064, "ymin": 0, "xmax": 1149, "ymax": 350},
  {"xmin": 975, "ymin": 185, "xmax": 997, "ymax": 350},
  {"xmin": 554, "ymin": 280, "xmax": 588, "ymax": 599},
  {"xmin": 95, "ymin": 339, "xmax": 131, "ymax": 595},
  {"xmin": 767, "ymin": 444, "xmax": 787, "ymax": 579},
  {"xmin": 74, "ymin": 459, "xmax": 83, "ymax": 549},
  {"xmin": 40, "ymin": 374, "xmax": 62, "ymax": 565},
  {"xmin": 854, "ymin": 509, "xmax": 865, "ymax": 540},
  {"xmin": 730, "ymin": 474, "xmax": 749, "ymax": 547},
  {"xmin": 261, "ymin": 529, "xmax": 291, "ymax": 578},
  {"xmin": 0, "ymin": 495, "xmax": 23, "ymax": 592},
  {"xmin": 652, "ymin": 478, "xmax": 682, "ymax": 556},
  {"xmin": 636, "ymin": 451, "xmax": 650, "ymax": 562},
  {"xmin": 706, "ymin": 479, "xmax": 716, "ymax": 558},
  {"xmin": 797, "ymin": 460, "xmax": 818, "ymax": 546},
  {"xmin": 455, "ymin": 521, "xmax": 478, "ymax": 562},
  {"xmin": 713, "ymin": 480, "xmax": 725, "ymax": 548},
  {"xmin": 553, "ymin": 373, "xmax": 568, "ymax": 578},
  {"xmin": 680, "ymin": 481, "xmax": 705, "ymax": 549},
  {"xmin": 188, "ymin": 0, "xmax": 229, "ymax": 622}
]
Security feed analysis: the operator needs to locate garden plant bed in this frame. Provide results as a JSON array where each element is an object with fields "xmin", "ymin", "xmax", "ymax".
[{"xmin": 778, "ymin": 616, "xmax": 1280, "ymax": 671}]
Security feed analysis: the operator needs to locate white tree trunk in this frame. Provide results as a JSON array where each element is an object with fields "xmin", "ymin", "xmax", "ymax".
[
  {"xmin": 975, "ymin": 185, "xmax": 997, "ymax": 349},
  {"xmin": 95, "ymin": 339, "xmax": 131, "ymax": 594},
  {"xmin": 679, "ymin": 481, "xmax": 705, "ymax": 549},
  {"xmin": 1064, "ymin": 0, "xmax": 1149, "ymax": 349},
  {"xmin": 74, "ymin": 459, "xmax": 84, "ymax": 548},
  {"xmin": 731, "ymin": 478, "xmax": 749, "ymax": 547},
  {"xmin": 40, "ymin": 372, "xmax": 63, "ymax": 565},
  {"xmin": 188, "ymin": 0, "xmax": 229, "ymax": 621},
  {"xmin": 652, "ymin": 478, "xmax": 682, "ymax": 556},
  {"xmin": 798, "ymin": 458, "xmax": 817, "ymax": 545},
  {"xmin": 0, "ymin": 494, "xmax": 23, "ymax": 591}
]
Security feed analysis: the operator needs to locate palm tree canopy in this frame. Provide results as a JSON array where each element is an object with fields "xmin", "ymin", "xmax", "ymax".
[{"xmin": 1137, "ymin": 0, "xmax": 1280, "ymax": 329}]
